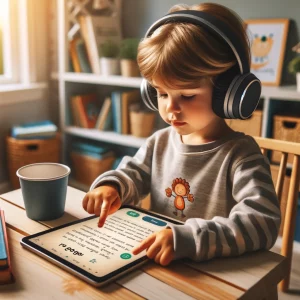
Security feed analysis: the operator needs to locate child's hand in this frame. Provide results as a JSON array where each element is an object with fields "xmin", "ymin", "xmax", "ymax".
[
  {"xmin": 82, "ymin": 184, "xmax": 121, "ymax": 227},
  {"xmin": 132, "ymin": 228, "xmax": 174, "ymax": 266}
]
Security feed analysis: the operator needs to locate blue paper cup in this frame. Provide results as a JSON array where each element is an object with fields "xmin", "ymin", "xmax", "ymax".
[{"xmin": 16, "ymin": 163, "xmax": 71, "ymax": 221}]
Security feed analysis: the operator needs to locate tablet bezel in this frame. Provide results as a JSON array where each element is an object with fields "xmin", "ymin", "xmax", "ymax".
[{"xmin": 20, "ymin": 205, "xmax": 182, "ymax": 286}]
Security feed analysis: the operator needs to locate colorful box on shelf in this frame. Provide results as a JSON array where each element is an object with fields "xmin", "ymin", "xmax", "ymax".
[{"xmin": 11, "ymin": 120, "xmax": 57, "ymax": 140}]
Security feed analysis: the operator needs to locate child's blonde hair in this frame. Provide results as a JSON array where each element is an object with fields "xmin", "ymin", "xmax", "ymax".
[{"xmin": 137, "ymin": 3, "xmax": 250, "ymax": 89}]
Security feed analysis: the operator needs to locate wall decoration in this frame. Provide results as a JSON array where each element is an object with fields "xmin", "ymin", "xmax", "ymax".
[{"xmin": 245, "ymin": 19, "xmax": 289, "ymax": 86}]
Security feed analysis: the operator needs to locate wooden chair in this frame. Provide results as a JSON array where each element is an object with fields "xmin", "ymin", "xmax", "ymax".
[{"xmin": 253, "ymin": 136, "xmax": 300, "ymax": 292}]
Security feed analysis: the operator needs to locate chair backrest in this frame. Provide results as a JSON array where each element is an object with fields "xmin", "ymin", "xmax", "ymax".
[{"xmin": 253, "ymin": 136, "xmax": 300, "ymax": 292}]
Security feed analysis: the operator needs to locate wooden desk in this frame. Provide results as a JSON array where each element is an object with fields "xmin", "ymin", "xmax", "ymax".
[{"xmin": 0, "ymin": 187, "xmax": 287, "ymax": 299}]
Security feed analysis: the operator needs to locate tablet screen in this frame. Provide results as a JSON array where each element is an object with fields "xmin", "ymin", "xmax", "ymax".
[{"xmin": 25, "ymin": 206, "xmax": 179, "ymax": 278}]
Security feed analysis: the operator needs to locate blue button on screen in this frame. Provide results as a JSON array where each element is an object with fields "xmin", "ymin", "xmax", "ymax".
[{"xmin": 142, "ymin": 216, "xmax": 167, "ymax": 226}]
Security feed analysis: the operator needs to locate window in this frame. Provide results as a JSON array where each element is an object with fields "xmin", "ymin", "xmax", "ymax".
[
  {"xmin": 0, "ymin": 0, "xmax": 19, "ymax": 84},
  {"xmin": 0, "ymin": 25, "xmax": 3, "ymax": 75},
  {"xmin": 0, "ymin": 0, "xmax": 45, "ymax": 86},
  {"xmin": 0, "ymin": 0, "xmax": 48, "ymax": 104},
  {"xmin": 0, "ymin": 12, "xmax": 3, "ymax": 75},
  {"xmin": 0, "ymin": 0, "xmax": 7, "ymax": 76}
]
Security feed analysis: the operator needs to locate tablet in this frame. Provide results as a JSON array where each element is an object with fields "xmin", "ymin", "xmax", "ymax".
[{"xmin": 20, "ymin": 205, "xmax": 182, "ymax": 287}]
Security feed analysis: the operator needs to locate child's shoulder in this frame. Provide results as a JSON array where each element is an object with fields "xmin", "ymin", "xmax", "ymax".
[
  {"xmin": 231, "ymin": 133, "xmax": 261, "ymax": 153},
  {"xmin": 226, "ymin": 132, "xmax": 266, "ymax": 166}
]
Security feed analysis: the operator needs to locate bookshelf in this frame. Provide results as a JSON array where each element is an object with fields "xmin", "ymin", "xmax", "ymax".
[
  {"xmin": 56, "ymin": 0, "xmax": 148, "ymax": 190},
  {"xmin": 63, "ymin": 72, "xmax": 142, "ymax": 87},
  {"xmin": 64, "ymin": 126, "xmax": 146, "ymax": 148},
  {"xmin": 56, "ymin": 0, "xmax": 300, "ymax": 190}
]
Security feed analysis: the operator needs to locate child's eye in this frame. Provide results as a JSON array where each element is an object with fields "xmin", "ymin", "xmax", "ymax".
[
  {"xmin": 158, "ymin": 93, "xmax": 168, "ymax": 99},
  {"xmin": 181, "ymin": 95, "xmax": 195, "ymax": 100}
]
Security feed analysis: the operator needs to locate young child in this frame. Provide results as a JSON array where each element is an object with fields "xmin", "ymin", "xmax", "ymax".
[{"xmin": 82, "ymin": 3, "xmax": 280, "ymax": 266}]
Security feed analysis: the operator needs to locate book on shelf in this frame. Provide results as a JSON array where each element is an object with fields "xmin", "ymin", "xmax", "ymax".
[
  {"xmin": 78, "ymin": 15, "xmax": 100, "ymax": 74},
  {"xmin": 71, "ymin": 96, "xmax": 81, "ymax": 127},
  {"xmin": 69, "ymin": 37, "xmax": 92, "ymax": 73},
  {"xmin": 0, "ymin": 209, "xmax": 14, "ymax": 285},
  {"xmin": 78, "ymin": 9, "xmax": 122, "ymax": 75},
  {"xmin": 95, "ymin": 97, "xmax": 112, "ymax": 131},
  {"xmin": 11, "ymin": 120, "xmax": 57, "ymax": 139},
  {"xmin": 71, "ymin": 94, "xmax": 100, "ymax": 128},
  {"xmin": 69, "ymin": 37, "xmax": 81, "ymax": 73},
  {"xmin": 111, "ymin": 91, "xmax": 122, "ymax": 134},
  {"xmin": 102, "ymin": 105, "xmax": 113, "ymax": 131},
  {"xmin": 76, "ymin": 38, "xmax": 92, "ymax": 73},
  {"xmin": 72, "ymin": 142, "xmax": 114, "ymax": 160},
  {"xmin": 121, "ymin": 90, "xmax": 140, "ymax": 134},
  {"xmin": 111, "ymin": 89, "xmax": 141, "ymax": 134}
]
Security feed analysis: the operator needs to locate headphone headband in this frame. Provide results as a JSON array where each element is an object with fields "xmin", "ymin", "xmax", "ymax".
[
  {"xmin": 145, "ymin": 10, "xmax": 250, "ymax": 74},
  {"xmin": 141, "ymin": 9, "xmax": 261, "ymax": 120}
]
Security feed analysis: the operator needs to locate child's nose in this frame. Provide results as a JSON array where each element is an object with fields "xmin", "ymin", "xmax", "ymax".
[{"xmin": 166, "ymin": 97, "xmax": 180, "ymax": 114}]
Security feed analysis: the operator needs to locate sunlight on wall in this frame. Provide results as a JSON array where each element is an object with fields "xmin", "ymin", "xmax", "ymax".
[
  {"xmin": 0, "ymin": 0, "xmax": 5, "ymax": 75},
  {"xmin": 0, "ymin": 27, "xmax": 3, "ymax": 75}
]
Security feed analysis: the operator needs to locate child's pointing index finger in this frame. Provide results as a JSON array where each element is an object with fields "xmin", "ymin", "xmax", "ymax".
[
  {"xmin": 132, "ymin": 234, "xmax": 156, "ymax": 255},
  {"xmin": 98, "ymin": 200, "xmax": 111, "ymax": 228}
]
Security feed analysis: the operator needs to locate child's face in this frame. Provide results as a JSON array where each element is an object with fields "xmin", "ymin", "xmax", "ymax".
[{"xmin": 152, "ymin": 78, "xmax": 219, "ymax": 138}]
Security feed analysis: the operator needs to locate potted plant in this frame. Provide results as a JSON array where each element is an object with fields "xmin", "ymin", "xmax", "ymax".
[
  {"xmin": 288, "ymin": 42, "xmax": 300, "ymax": 92},
  {"xmin": 99, "ymin": 39, "xmax": 120, "ymax": 76},
  {"xmin": 129, "ymin": 103, "xmax": 156, "ymax": 137},
  {"xmin": 119, "ymin": 38, "xmax": 140, "ymax": 77}
]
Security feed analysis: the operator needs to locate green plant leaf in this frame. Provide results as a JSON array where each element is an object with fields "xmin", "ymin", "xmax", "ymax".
[
  {"xmin": 119, "ymin": 38, "xmax": 140, "ymax": 60},
  {"xmin": 99, "ymin": 40, "xmax": 120, "ymax": 58}
]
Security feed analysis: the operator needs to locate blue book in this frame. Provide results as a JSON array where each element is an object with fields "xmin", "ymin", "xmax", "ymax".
[
  {"xmin": 73, "ymin": 149, "xmax": 114, "ymax": 160},
  {"xmin": 72, "ymin": 142, "xmax": 110, "ymax": 155},
  {"xmin": 111, "ymin": 91, "xmax": 122, "ymax": 133},
  {"xmin": 12, "ymin": 120, "xmax": 57, "ymax": 139},
  {"xmin": 0, "ymin": 210, "xmax": 8, "ymax": 269},
  {"xmin": 15, "ymin": 120, "xmax": 54, "ymax": 128}
]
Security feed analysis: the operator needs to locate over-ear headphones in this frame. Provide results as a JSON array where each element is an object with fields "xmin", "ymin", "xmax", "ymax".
[{"xmin": 140, "ymin": 10, "xmax": 262, "ymax": 119}]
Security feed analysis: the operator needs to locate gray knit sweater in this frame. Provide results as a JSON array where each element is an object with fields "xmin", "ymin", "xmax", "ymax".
[{"xmin": 90, "ymin": 127, "xmax": 280, "ymax": 261}]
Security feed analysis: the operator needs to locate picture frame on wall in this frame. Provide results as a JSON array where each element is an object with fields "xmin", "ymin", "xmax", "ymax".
[{"xmin": 245, "ymin": 19, "xmax": 289, "ymax": 86}]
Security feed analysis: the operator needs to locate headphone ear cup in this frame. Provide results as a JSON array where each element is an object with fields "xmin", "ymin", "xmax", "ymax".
[
  {"xmin": 231, "ymin": 73, "xmax": 261, "ymax": 119},
  {"xmin": 140, "ymin": 79, "xmax": 158, "ymax": 111},
  {"xmin": 212, "ymin": 64, "xmax": 240, "ymax": 118}
]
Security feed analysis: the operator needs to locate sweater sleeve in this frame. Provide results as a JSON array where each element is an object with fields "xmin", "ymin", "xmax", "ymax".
[
  {"xmin": 168, "ymin": 153, "xmax": 281, "ymax": 261},
  {"xmin": 89, "ymin": 136, "xmax": 154, "ymax": 205}
]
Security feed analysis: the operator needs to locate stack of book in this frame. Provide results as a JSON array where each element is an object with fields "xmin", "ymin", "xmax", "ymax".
[
  {"xmin": 72, "ymin": 142, "xmax": 115, "ymax": 159},
  {"xmin": 70, "ymin": 89, "xmax": 141, "ymax": 134},
  {"xmin": 11, "ymin": 120, "xmax": 57, "ymax": 140},
  {"xmin": 71, "ymin": 142, "xmax": 116, "ymax": 186},
  {"xmin": 0, "ymin": 209, "xmax": 13, "ymax": 285}
]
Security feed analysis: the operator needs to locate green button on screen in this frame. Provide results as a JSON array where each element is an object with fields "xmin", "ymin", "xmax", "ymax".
[
  {"xmin": 127, "ymin": 211, "xmax": 140, "ymax": 217},
  {"xmin": 120, "ymin": 253, "xmax": 132, "ymax": 259}
]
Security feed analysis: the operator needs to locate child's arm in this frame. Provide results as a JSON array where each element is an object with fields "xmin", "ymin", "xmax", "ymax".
[
  {"xmin": 89, "ymin": 135, "xmax": 155, "ymax": 205},
  {"xmin": 168, "ymin": 154, "xmax": 281, "ymax": 262}
]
